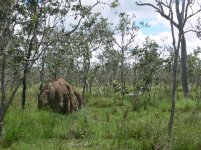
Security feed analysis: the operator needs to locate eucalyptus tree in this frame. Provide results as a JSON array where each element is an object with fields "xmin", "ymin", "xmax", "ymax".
[
  {"xmin": 98, "ymin": 48, "xmax": 121, "ymax": 91},
  {"xmin": 42, "ymin": 27, "xmax": 81, "ymax": 83},
  {"xmin": 132, "ymin": 38, "xmax": 163, "ymax": 94},
  {"xmin": 113, "ymin": 12, "xmax": 139, "ymax": 100},
  {"xmin": 0, "ymin": 0, "xmax": 15, "ymax": 135},
  {"xmin": 136, "ymin": 0, "xmax": 201, "ymax": 137},
  {"xmin": 72, "ymin": 13, "xmax": 114, "ymax": 101},
  {"xmin": 20, "ymin": 0, "xmax": 48, "ymax": 109},
  {"xmin": 0, "ymin": 0, "xmax": 39, "ymax": 134},
  {"xmin": 131, "ymin": 38, "xmax": 164, "ymax": 110},
  {"xmin": 136, "ymin": 0, "xmax": 201, "ymax": 98}
]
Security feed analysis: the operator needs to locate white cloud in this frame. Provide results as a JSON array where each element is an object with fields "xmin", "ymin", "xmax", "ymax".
[{"xmin": 83, "ymin": 0, "xmax": 201, "ymax": 54}]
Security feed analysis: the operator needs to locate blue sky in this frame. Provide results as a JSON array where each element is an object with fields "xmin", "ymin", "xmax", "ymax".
[
  {"xmin": 141, "ymin": 24, "xmax": 169, "ymax": 35},
  {"xmin": 86, "ymin": 0, "xmax": 200, "ymax": 53},
  {"xmin": 93, "ymin": 0, "xmax": 171, "ymax": 36},
  {"xmin": 136, "ymin": 18, "xmax": 170, "ymax": 35}
]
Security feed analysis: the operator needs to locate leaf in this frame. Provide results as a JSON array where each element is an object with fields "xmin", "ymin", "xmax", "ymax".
[{"xmin": 111, "ymin": 0, "xmax": 119, "ymax": 8}]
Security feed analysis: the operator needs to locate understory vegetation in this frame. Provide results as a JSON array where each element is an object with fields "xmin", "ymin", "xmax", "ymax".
[
  {"xmin": 1, "ymin": 87, "xmax": 201, "ymax": 150},
  {"xmin": 1, "ymin": 0, "xmax": 201, "ymax": 149}
]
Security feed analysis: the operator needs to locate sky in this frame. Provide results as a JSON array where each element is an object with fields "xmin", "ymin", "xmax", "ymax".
[{"xmin": 83, "ymin": 0, "xmax": 201, "ymax": 55}]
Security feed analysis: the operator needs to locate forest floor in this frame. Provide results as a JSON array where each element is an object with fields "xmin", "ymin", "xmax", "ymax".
[{"xmin": 1, "ymin": 87, "xmax": 201, "ymax": 150}]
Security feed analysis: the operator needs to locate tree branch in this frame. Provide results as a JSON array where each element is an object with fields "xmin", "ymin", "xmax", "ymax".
[
  {"xmin": 66, "ymin": 1, "xmax": 103, "ymax": 36},
  {"xmin": 136, "ymin": 1, "xmax": 179, "ymax": 29}
]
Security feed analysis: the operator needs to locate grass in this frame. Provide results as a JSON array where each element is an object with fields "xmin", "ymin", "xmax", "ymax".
[{"xmin": 1, "ymin": 88, "xmax": 201, "ymax": 149}]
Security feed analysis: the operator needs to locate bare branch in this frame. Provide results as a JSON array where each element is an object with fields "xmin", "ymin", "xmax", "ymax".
[
  {"xmin": 136, "ymin": 2, "xmax": 179, "ymax": 28},
  {"xmin": 186, "ymin": 9, "xmax": 201, "ymax": 20},
  {"xmin": 66, "ymin": 16, "xmax": 83, "ymax": 36},
  {"xmin": 114, "ymin": 39, "xmax": 122, "ymax": 49},
  {"xmin": 66, "ymin": 1, "xmax": 104, "ymax": 36}
]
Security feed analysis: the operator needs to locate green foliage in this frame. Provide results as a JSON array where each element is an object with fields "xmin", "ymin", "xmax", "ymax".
[
  {"xmin": 132, "ymin": 38, "xmax": 163, "ymax": 94},
  {"xmin": 111, "ymin": 0, "xmax": 119, "ymax": 8}
]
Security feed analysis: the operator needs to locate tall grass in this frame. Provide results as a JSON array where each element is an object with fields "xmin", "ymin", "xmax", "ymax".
[{"xmin": 1, "ymin": 87, "xmax": 201, "ymax": 149}]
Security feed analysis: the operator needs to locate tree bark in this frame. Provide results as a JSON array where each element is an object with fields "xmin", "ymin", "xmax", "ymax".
[
  {"xmin": 168, "ymin": 4, "xmax": 182, "ymax": 137},
  {"xmin": 180, "ymin": 33, "xmax": 189, "ymax": 98},
  {"xmin": 120, "ymin": 46, "xmax": 125, "ymax": 99},
  {"xmin": 39, "ymin": 50, "xmax": 46, "ymax": 91},
  {"xmin": 82, "ymin": 49, "xmax": 90, "ymax": 106},
  {"xmin": 21, "ymin": 44, "xmax": 32, "ymax": 109},
  {"xmin": 168, "ymin": 46, "xmax": 179, "ymax": 137},
  {"xmin": 175, "ymin": 0, "xmax": 189, "ymax": 98},
  {"xmin": 0, "ymin": 53, "xmax": 7, "ymax": 136},
  {"xmin": 21, "ymin": 75, "xmax": 27, "ymax": 109},
  {"xmin": 1, "ymin": 53, "xmax": 7, "ymax": 108}
]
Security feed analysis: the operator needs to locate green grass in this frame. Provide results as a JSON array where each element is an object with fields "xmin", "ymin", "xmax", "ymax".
[{"xmin": 1, "ymin": 88, "xmax": 201, "ymax": 149}]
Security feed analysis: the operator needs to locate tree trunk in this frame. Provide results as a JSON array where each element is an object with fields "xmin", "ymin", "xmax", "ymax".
[
  {"xmin": 21, "ymin": 51, "xmax": 31, "ymax": 109},
  {"xmin": 120, "ymin": 46, "xmax": 125, "ymax": 100},
  {"xmin": 21, "ymin": 24, "xmax": 36, "ymax": 108},
  {"xmin": 0, "ymin": 0, "xmax": 13, "ymax": 133},
  {"xmin": 82, "ymin": 64, "xmax": 88, "ymax": 107},
  {"xmin": 0, "ymin": 80, "xmax": 21, "ymax": 136},
  {"xmin": 180, "ymin": 34, "xmax": 189, "ymax": 98},
  {"xmin": 0, "ymin": 53, "xmax": 7, "ymax": 136},
  {"xmin": 39, "ymin": 51, "xmax": 46, "ymax": 91},
  {"xmin": 168, "ymin": 21, "xmax": 181, "ymax": 137},
  {"xmin": 82, "ymin": 75, "xmax": 87, "ymax": 107},
  {"xmin": 0, "ymin": 39, "xmax": 21, "ymax": 136},
  {"xmin": 0, "ymin": 110, "xmax": 4, "ymax": 137},
  {"xmin": 21, "ymin": 5, "xmax": 39, "ymax": 108},
  {"xmin": 1, "ymin": 53, "xmax": 7, "ymax": 108},
  {"xmin": 82, "ymin": 50, "xmax": 90, "ymax": 106},
  {"xmin": 168, "ymin": 53, "xmax": 178, "ymax": 137},
  {"xmin": 21, "ymin": 74, "xmax": 27, "ymax": 109}
]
